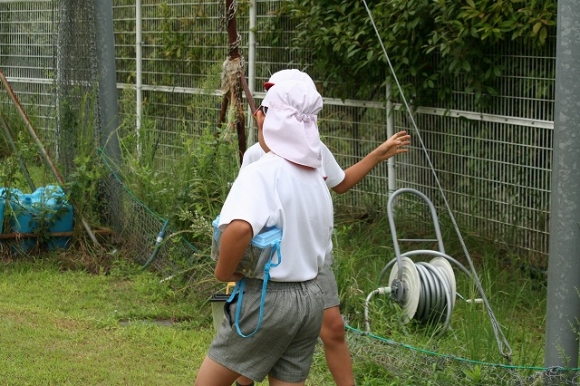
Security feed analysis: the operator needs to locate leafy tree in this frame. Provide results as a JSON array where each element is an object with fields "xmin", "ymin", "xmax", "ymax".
[{"xmin": 286, "ymin": 0, "xmax": 556, "ymax": 108}]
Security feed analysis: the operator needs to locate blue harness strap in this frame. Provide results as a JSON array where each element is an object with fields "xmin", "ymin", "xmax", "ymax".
[{"xmin": 226, "ymin": 240, "xmax": 281, "ymax": 338}]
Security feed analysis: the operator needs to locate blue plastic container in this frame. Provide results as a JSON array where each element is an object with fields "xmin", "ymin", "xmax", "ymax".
[
  {"xmin": 10, "ymin": 190, "xmax": 38, "ymax": 252},
  {"xmin": 211, "ymin": 215, "xmax": 282, "ymax": 278},
  {"xmin": 45, "ymin": 185, "xmax": 74, "ymax": 249},
  {"xmin": 10, "ymin": 185, "xmax": 74, "ymax": 252}
]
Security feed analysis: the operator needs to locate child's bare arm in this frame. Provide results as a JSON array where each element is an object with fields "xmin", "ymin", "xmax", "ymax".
[
  {"xmin": 332, "ymin": 130, "xmax": 411, "ymax": 194},
  {"xmin": 215, "ymin": 220, "xmax": 253, "ymax": 282}
]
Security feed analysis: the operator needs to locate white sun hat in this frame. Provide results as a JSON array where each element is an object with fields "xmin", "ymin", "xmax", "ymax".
[
  {"xmin": 261, "ymin": 79, "xmax": 323, "ymax": 169},
  {"xmin": 264, "ymin": 69, "xmax": 317, "ymax": 91}
]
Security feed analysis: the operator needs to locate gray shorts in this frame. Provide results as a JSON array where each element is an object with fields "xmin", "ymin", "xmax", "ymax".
[
  {"xmin": 208, "ymin": 278, "xmax": 324, "ymax": 383},
  {"xmin": 319, "ymin": 251, "xmax": 340, "ymax": 309}
]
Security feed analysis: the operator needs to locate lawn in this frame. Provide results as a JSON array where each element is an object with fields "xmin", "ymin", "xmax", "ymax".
[{"xmin": 0, "ymin": 256, "xmax": 337, "ymax": 385}]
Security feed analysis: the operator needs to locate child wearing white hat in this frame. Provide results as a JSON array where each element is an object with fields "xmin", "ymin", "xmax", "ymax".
[
  {"xmin": 195, "ymin": 75, "xmax": 333, "ymax": 386},
  {"xmin": 236, "ymin": 69, "xmax": 410, "ymax": 386}
]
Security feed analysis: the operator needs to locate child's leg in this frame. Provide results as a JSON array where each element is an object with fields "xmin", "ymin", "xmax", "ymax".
[
  {"xmin": 235, "ymin": 376, "xmax": 254, "ymax": 385},
  {"xmin": 194, "ymin": 356, "xmax": 240, "ymax": 386},
  {"xmin": 320, "ymin": 306, "xmax": 354, "ymax": 386},
  {"xmin": 317, "ymin": 252, "xmax": 355, "ymax": 385},
  {"xmin": 268, "ymin": 376, "xmax": 306, "ymax": 386}
]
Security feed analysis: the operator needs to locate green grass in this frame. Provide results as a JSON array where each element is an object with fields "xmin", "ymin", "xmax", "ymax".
[
  {"xmin": 0, "ymin": 258, "xmax": 209, "ymax": 384},
  {"xmin": 0, "ymin": 257, "xmax": 336, "ymax": 385},
  {"xmin": 0, "ymin": 187, "xmax": 551, "ymax": 380}
]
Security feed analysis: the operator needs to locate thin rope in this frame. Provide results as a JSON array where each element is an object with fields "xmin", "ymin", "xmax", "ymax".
[
  {"xmin": 360, "ymin": 0, "xmax": 513, "ymax": 363},
  {"xmin": 347, "ymin": 325, "xmax": 577, "ymax": 372}
]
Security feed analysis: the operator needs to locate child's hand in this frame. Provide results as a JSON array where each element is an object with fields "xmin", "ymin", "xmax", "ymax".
[{"xmin": 374, "ymin": 130, "xmax": 411, "ymax": 161}]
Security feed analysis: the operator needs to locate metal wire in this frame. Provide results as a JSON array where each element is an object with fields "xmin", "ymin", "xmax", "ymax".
[{"xmin": 361, "ymin": 0, "xmax": 513, "ymax": 363}]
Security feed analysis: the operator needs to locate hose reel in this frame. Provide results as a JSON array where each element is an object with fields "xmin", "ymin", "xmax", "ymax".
[
  {"xmin": 365, "ymin": 188, "xmax": 480, "ymax": 335},
  {"xmin": 389, "ymin": 255, "xmax": 456, "ymax": 325}
]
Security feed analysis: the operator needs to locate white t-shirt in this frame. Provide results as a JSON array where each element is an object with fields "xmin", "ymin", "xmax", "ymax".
[
  {"xmin": 242, "ymin": 142, "xmax": 345, "ymax": 189},
  {"xmin": 219, "ymin": 152, "xmax": 334, "ymax": 282}
]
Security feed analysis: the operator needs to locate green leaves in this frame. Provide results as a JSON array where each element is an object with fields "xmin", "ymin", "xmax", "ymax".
[{"xmin": 286, "ymin": 0, "xmax": 555, "ymax": 107}]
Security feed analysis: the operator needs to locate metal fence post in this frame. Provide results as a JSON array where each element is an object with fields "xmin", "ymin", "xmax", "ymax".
[
  {"xmin": 93, "ymin": 0, "xmax": 121, "ymax": 165},
  {"xmin": 544, "ymin": 0, "xmax": 580, "ymax": 375},
  {"xmin": 93, "ymin": 0, "xmax": 123, "ymax": 236},
  {"xmin": 247, "ymin": 0, "xmax": 257, "ymax": 145},
  {"xmin": 386, "ymin": 82, "xmax": 396, "ymax": 196}
]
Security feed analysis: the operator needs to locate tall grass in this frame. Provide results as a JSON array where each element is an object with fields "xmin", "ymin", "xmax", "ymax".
[{"xmin": 115, "ymin": 83, "xmax": 240, "ymax": 249}]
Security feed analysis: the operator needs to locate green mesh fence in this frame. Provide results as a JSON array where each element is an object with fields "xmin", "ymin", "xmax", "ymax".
[
  {"xmin": 344, "ymin": 327, "xmax": 573, "ymax": 386},
  {"xmin": 100, "ymin": 160, "xmax": 219, "ymax": 299}
]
